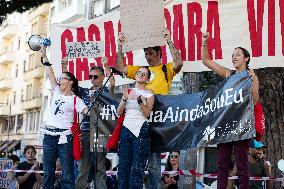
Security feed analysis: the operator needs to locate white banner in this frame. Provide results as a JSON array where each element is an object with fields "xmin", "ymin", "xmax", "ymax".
[{"xmin": 50, "ymin": 0, "xmax": 284, "ymax": 81}]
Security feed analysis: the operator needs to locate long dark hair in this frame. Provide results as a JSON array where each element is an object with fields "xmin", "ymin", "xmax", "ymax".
[
  {"xmin": 63, "ymin": 72, "xmax": 80, "ymax": 97},
  {"xmin": 235, "ymin": 47, "xmax": 250, "ymax": 69},
  {"xmin": 165, "ymin": 151, "xmax": 180, "ymax": 171}
]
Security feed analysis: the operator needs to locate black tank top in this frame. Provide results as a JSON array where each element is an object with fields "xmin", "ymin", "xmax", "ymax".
[{"xmin": 248, "ymin": 159, "xmax": 266, "ymax": 189}]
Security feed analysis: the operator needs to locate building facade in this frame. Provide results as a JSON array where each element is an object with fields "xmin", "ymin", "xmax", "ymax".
[{"xmin": 0, "ymin": 4, "xmax": 50, "ymax": 159}]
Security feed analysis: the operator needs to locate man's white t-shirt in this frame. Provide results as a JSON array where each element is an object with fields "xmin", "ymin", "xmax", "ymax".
[{"xmin": 45, "ymin": 85, "xmax": 87, "ymax": 129}]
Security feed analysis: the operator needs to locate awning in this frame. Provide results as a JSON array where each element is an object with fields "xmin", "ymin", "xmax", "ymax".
[
  {"xmin": 0, "ymin": 140, "xmax": 20, "ymax": 153},
  {"xmin": 7, "ymin": 140, "xmax": 21, "ymax": 152}
]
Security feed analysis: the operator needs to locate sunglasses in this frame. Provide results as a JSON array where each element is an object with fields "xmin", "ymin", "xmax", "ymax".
[
  {"xmin": 88, "ymin": 75, "xmax": 99, "ymax": 80},
  {"xmin": 170, "ymin": 154, "xmax": 179, "ymax": 159},
  {"xmin": 57, "ymin": 76, "xmax": 71, "ymax": 82},
  {"xmin": 136, "ymin": 71, "xmax": 149, "ymax": 77}
]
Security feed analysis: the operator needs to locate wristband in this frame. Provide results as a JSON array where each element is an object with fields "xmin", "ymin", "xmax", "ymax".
[
  {"xmin": 41, "ymin": 57, "xmax": 52, "ymax": 66},
  {"xmin": 137, "ymin": 98, "xmax": 143, "ymax": 104},
  {"xmin": 122, "ymin": 98, "xmax": 127, "ymax": 102}
]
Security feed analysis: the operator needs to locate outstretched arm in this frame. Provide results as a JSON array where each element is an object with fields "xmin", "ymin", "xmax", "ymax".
[
  {"xmin": 201, "ymin": 32, "xmax": 231, "ymax": 78},
  {"xmin": 41, "ymin": 46, "xmax": 57, "ymax": 90},
  {"xmin": 116, "ymin": 32, "xmax": 128, "ymax": 75},
  {"xmin": 163, "ymin": 29, "xmax": 183, "ymax": 74}
]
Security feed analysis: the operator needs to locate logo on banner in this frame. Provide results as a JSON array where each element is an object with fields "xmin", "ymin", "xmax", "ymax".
[{"xmin": 202, "ymin": 126, "xmax": 216, "ymax": 141}]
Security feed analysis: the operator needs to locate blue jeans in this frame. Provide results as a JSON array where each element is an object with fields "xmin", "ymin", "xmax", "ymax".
[
  {"xmin": 147, "ymin": 153, "xmax": 161, "ymax": 189},
  {"xmin": 118, "ymin": 123, "xmax": 150, "ymax": 189},
  {"xmin": 43, "ymin": 133, "xmax": 75, "ymax": 189}
]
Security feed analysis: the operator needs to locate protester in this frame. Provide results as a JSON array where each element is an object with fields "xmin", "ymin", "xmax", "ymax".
[
  {"xmin": 116, "ymin": 28, "xmax": 183, "ymax": 189},
  {"xmin": 282, "ymin": 175, "xmax": 284, "ymax": 188},
  {"xmin": 202, "ymin": 32, "xmax": 260, "ymax": 189},
  {"xmin": 16, "ymin": 145, "xmax": 43, "ymax": 189},
  {"xmin": 162, "ymin": 151, "xmax": 180, "ymax": 189},
  {"xmin": 40, "ymin": 46, "xmax": 89, "ymax": 189},
  {"xmin": 62, "ymin": 57, "xmax": 114, "ymax": 189},
  {"xmin": 8, "ymin": 154, "xmax": 20, "ymax": 189},
  {"xmin": 116, "ymin": 67, "xmax": 154, "ymax": 189},
  {"xmin": 105, "ymin": 158, "xmax": 118, "ymax": 189},
  {"xmin": 228, "ymin": 139, "xmax": 272, "ymax": 189}
]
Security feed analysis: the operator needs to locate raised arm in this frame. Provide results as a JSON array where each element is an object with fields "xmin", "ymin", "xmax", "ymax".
[
  {"xmin": 138, "ymin": 92, "xmax": 154, "ymax": 118},
  {"xmin": 202, "ymin": 32, "xmax": 231, "ymax": 78},
  {"xmin": 248, "ymin": 70, "xmax": 260, "ymax": 105},
  {"xmin": 264, "ymin": 161, "xmax": 272, "ymax": 189},
  {"xmin": 117, "ymin": 86, "xmax": 129, "ymax": 116},
  {"xmin": 163, "ymin": 28, "xmax": 183, "ymax": 74},
  {"xmin": 41, "ymin": 46, "xmax": 57, "ymax": 90},
  {"xmin": 116, "ymin": 32, "xmax": 128, "ymax": 75},
  {"xmin": 61, "ymin": 57, "xmax": 68, "ymax": 72}
]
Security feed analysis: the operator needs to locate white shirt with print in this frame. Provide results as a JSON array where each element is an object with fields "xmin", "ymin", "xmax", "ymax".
[{"xmin": 45, "ymin": 85, "xmax": 87, "ymax": 129}]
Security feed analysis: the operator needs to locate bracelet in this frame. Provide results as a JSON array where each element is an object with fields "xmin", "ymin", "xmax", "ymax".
[
  {"xmin": 122, "ymin": 98, "xmax": 127, "ymax": 102},
  {"xmin": 137, "ymin": 98, "xmax": 143, "ymax": 104},
  {"xmin": 202, "ymin": 43, "xmax": 207, "ymax": 46},
  {"xmin": 41, "ymin": 57, "xmax": 52, "ymax": 66}
]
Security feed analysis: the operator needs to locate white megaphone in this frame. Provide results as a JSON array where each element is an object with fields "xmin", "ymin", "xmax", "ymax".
[
  {"xmin": 28, "ymin": 34, "xmax": 51, "ymax": 51},
  {"xmin": 278, "ymin": 159, "xmax": 284, "ymax": 173}
]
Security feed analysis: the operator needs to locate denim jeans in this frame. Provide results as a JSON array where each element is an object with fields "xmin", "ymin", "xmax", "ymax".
[
  {"xmin": 43, "ymin": 133, "xmax": 75, "ymax": 189},
  {"xmin": 217, "ymin": 139, "xmax": 250, "ymax": 189},
  {"xmin": 146, "ymin": 152, "xmax": 161, "ymax": 189},
  {"xmin": 118, "ymin": 123, "xmax": 150, "ymax": 189},
  {"xmin": 75, "ymin": 131, "xmax": 91, "ymax": 189}
]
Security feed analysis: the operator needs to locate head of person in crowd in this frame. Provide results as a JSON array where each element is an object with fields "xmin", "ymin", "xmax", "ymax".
[
  {"xmin": 9, "ymin": 154, "xmax": 20, "ymax": 166},
  {"xmin": 23, "ymin": 145, "xmax": 37, "ymax": 162},
  {"xmin": 249, "ymin": 139, "xmax": 266, "ymax": 160},
  {"xmin": 143, "ymin": 46, "xmax": 162, "ymax": 67},
  {"xmin": 165, "ymin": 151, "xmax": 180, "ymax": 171},
  {"xmin": 232, "ymin": 47, "xmax": 250, "ymax": 71},
  {"xmin": 58, "ymin": 72, "xmax": 80, "ymax": 96},
  {"xmin": 135, "ymin": 66, "xmax": 151, "ymax": 83},
  {"xmin": 105, "ymin": 158, "xmax": 112, "ymax": 171},
  {"xmin": 89, "ymin": 66, "xmax": 105, "ymax": 88}
]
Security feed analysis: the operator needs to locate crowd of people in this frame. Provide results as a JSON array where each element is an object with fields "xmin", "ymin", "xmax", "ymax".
[{"xmin": 2, "ymin": 28, "xmax": 284, "ymax": 189}]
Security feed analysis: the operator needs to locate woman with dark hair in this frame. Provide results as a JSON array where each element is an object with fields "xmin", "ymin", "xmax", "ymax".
[
  {"xmin": 117, "ymin": 67, "xmax": 154, "ymax": 189},
  {"xmin": 162, "ymin": 152, "xmax": 179, "ymax": 189},
  {"xmin": 202, "ymin": 33, "xmax": 260, "ymax": 189},
  {"xmin": 40, "ymin": 46, "xmax": 89, "ymax": 189}
]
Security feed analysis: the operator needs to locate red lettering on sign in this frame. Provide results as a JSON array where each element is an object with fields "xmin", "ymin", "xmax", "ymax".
[
  {"xmin": 268, "ymin": 0, "xmax": 275, "ymax": 56},
  {"xmin": 61, "ymin": 29, "xmax": 74, "ymax": 73},
  {"xmin": 88, "ymin": 24, "xmax": 102, "ymax": 67},
  {"xmin": 187, "ymin": 2, "xmax": 203, "ymax": 61},
  {"xmin": 206, "ymin": 1, "xmax": 222, "ymax": 60},
  {"xmin": 162, "ymin": 8, "xmax": 172, "ymax": 64},
  {"xmin": 247, "ymin": 0, "xmax": 264, "ymax": 57},
  {"xmin": 280, "ymin": 0, "xmax": 284, "ymax": 55},
  {"xmin": 173, "ymin": 4, "xmax": 186, "ymax": 61},
  {"xmin": 104, "ymin": 21, "xmax": 117, "ymax": 67}
]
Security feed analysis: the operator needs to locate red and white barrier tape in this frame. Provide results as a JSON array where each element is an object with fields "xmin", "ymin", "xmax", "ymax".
[{"xmin": 0, "ymin": 169, "xmax": 282, "ymax": 182}]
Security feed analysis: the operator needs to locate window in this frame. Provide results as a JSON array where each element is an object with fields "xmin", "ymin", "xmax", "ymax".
[
  {"xmin": 21, "ymin": 89, "xmax": 24, "ymax": 101},
  {"xmin": 31, "ymin": 22, "xmax": 37, "ymax": 34},
  {"xmin": 110, "ymin": 0, "xmax": 120, "ymax": 9},
  {"xmin": 13, "ymin": 92, "xmax": 16, "ymax": 105},
  {"xmin": 93, "ymin": 0, "xmax": 105, "ymax": 17},
  {"xmin": 17, "ymin": 37, "xmax": 21, "ymax": 50},
  {"xmin": 15, "ymin": 64, "xmax": 18, "ymax": 77},
  {"xmin": 29, "ymin": 112, "xmax": 34, "ymax": 132},
  {"xmin": 29, "ymin": 54, "xmax": 35, "ymax": 70},
  {"xmin": 50, "ymin": 6, "xmax": 55, "ymax": 19},
  {"xmin": 26, "ymin": 84, "xmax": 32, "ymax": 100},
  {"xmin": 16, "ymin": 114, "xmax": 23, "ymax": 131},
  {"xmin": 23, "ymin": 60, "xmax": 27, "ymax": 72}
]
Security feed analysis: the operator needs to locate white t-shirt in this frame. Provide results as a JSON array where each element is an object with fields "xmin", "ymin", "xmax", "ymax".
[{"xmin": 45, "ymin": 85, "xmax": 87, "ymax": 129}]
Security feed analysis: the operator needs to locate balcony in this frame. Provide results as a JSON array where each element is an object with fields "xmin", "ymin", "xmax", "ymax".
[
  {"xmin": 0, "ymin": 24, "xmax": 18, "ymax": 39},
  {"xmin": 21, "ymin": 97, "xmax": 42, "ymax": 110},
  {"xmin": 51, "ymin": 0, "xmax": 85, "ymax": 24},
  {"xmin": 24, "ymin": 66, "xmax": 44, "ymax": 81},
  {"xmin": 0, "ymin": 105, "xmax": 10, "ymax": 116},
  {"xmin": 27, "ymin": 4, "xmax": 50, "ymax": 21},
  {"xmin": 0, "ymin": 51, "xmax": 15, "ymax": 64},
  {"xmin": 0, "ymin": 78, "xmax": 12, "ymax": 90}
]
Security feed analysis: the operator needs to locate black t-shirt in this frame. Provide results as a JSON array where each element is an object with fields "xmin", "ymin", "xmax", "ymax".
[{"xmin": 15, "ymin": 161, "xmax": 43, "ymax": 189}]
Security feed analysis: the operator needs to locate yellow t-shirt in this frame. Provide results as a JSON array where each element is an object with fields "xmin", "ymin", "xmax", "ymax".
[{"xmin": 127, "ymin": 63, "xmax": 175, "ymax": 95}]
